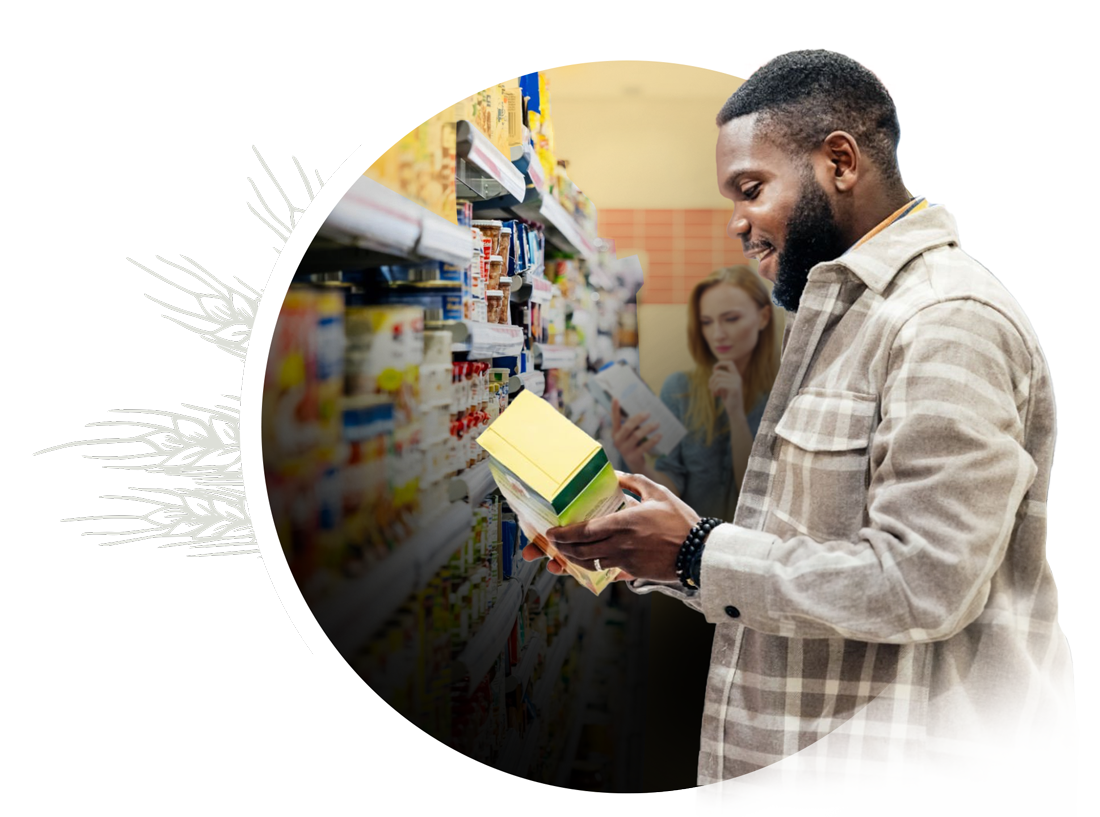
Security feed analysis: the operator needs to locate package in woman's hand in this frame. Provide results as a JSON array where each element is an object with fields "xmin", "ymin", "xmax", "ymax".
[{"xmin": 591, "ymin": 361, "xmax": 687, "ymax": 456}]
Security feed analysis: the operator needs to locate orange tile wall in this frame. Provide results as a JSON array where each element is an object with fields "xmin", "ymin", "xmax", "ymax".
[{"xmin": 598, "ymin": 209, "xmax": 750, "ymax": 304}]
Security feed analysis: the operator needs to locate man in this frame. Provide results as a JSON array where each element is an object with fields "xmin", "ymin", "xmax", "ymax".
[{"xmin": 524, "ymin": 50, "xmax": 1073, "ymax": 783}]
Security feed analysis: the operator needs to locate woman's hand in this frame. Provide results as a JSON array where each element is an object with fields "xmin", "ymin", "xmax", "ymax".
[
  {"xmin": 709, "ymin": 361, "xmax": 745, "ymax": 418},
  {"xmin": 611, "ymin": 398, "xmax": 662, "ymax": 473}
]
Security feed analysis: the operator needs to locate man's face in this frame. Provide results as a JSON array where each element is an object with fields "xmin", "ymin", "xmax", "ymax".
[{"xmin": 716, "ymin": 115, "xmax": 850, "ymax": 311}]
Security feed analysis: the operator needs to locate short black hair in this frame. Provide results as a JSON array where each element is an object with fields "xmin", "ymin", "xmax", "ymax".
[{"xmin": 717, "ymin": 50, "xmax": 902, "ymax": 185}]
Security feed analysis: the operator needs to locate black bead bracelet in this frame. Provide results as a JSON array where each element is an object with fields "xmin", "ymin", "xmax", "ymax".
[{"xmin": 675, "ymin": 517, "xmax": 722, "ymax": 590}]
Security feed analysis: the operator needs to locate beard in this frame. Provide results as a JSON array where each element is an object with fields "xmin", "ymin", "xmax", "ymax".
[{"xmin": 770, "ymin": 175, "xmax": 850, "ymax": 313}]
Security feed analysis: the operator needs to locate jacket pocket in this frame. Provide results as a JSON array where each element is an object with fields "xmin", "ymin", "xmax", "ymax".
[{"xmin": 770, "ymin": 389, "xmax": 877, "ymax": 541}]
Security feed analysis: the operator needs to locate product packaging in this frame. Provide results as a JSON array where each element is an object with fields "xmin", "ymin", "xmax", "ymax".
[
  {"xmin": 590, "ymin": 361, "xmax": 687, "ymax": 456},
  {"xmin": 476, "ymin": 390, "xmax": 625, "ymax": 595}
]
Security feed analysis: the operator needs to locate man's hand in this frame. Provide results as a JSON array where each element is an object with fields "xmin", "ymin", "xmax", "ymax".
[{"xmin": 522, "ymin": 471, "xmax": 701, "ymax": 583}]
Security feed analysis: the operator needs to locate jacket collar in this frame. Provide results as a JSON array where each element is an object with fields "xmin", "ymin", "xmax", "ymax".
[{"xmin": 816, "ymin": 204, "xmax": 960, "ymax": 295}]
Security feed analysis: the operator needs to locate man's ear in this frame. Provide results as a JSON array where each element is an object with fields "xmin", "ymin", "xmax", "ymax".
[{"xmin": 822, "ymin": 131, "xmax": 860, "ymax": 193}]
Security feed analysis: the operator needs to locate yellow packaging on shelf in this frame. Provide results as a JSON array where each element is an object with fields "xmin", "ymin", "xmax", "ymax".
[
  {"xmin": 501, "ymin": 77, "xmax": 522, "ymax": 152},
  {"xmin": 490, "ymin": 83, "xmax": 509, "ymax": 156},
  {"xmin": 365, "ymin": 105, "xmax": 457, "ymax": 225},
  {"xmin": 456, "ymin": 89, "xmax": 494, "ymax": 143},
  {"xmin": 476, "ymin": 390, "xmax": 625, "ymax": 595}
]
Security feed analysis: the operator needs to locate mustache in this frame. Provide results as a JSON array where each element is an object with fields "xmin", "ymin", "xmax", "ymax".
[{"xmin": 743, "ymin": 239, "xmax": 774, "ymax": 255}]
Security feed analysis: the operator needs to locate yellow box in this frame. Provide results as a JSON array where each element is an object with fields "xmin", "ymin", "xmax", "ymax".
[{"xmin": 477, "ymin": 390, "xmax": 625, "ymax": 594}]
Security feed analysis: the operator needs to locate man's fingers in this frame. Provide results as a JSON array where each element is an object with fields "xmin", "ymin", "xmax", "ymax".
[
  {"xmin": 522, "ymin": 542, "xmax": 566, "ymax": 574},
  {"xmin": 615, "ymin": 470, "xmax": 665, "ymax": 500},
  {"xmin": 545, "ymin": 514, "xmax": 622, "ymax": 545},
  {"xmin": 551, "ymin": 542, "xmax": 612, "ymax": 572}
]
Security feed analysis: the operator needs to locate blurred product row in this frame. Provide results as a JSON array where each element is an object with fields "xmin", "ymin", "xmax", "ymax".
[{"xmin": 261, "ymin": 71, "xmax": 647, "ymax": 790}]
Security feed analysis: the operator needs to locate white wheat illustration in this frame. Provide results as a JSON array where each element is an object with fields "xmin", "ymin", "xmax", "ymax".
[{"xmin": 37, "ymin": 148, "xmax": 325, "ymax": 556}]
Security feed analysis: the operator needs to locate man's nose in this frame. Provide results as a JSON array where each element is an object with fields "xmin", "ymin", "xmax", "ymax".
[{"xmin": 726, "ymin": 207, "xmax": 749, "ymax": 240}]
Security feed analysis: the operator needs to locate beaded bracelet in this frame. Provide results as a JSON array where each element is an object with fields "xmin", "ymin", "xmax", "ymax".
[{"xmin": 675, "ymin": 517, "xmax": 722, "ymax": 590}]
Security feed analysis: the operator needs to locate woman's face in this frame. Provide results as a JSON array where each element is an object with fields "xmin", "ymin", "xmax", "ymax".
[{"xmin": 698, "ymin": 283, "xmax": 770, "ymax": 367}]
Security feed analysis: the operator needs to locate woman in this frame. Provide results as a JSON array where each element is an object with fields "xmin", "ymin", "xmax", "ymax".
[{"xmin": 613, "ymin": 265, "xmax": 778, "ymax": 521}]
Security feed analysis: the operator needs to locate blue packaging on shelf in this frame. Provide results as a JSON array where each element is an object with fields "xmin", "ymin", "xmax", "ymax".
[
  {"xmin": 501, "ymin": 519, "xmax": 518, "ymax": 579},
  {"xmin": 519, "ymin": 73, "xmax": 540, "ymax": 115},
  {"xmin": 517, "ymin": 222, "xmax": 529, "ymax": 271},
  {"xmin": 440, "ymin": 260, "xmax": 464, "ymax": 283},
  {"xmin": 442, "ymin": 292, "xmax": 463, "ymax": 321}
]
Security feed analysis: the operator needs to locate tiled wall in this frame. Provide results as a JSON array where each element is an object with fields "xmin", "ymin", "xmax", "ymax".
[{"xmin": 598, "ymin": 209, "xmax": 750, "ymax": 304}]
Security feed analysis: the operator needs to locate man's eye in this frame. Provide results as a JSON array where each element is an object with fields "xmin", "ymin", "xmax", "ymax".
[{"xmin": 741, "ymin": 183, "xmax": 760, "ymax": 200}]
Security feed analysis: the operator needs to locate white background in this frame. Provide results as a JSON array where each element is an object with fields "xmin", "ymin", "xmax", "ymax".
[{"xmin": 4, "ymin": 3, "xmax": 1097, "ymax": 814}]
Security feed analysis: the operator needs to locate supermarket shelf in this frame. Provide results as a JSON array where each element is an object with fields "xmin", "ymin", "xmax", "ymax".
[
  {"xmin": 538, "ymin": 195, "xmax": 600, "ymax": 265},
  {"xmin": 319, "ymin": 501, "xmax": 473, "ymax": 652},
  {"xmin": 444, "ymin": 320, "xmax": 524, "ymax": 359},
  {"xmin": 569, "ymin": 389, "xmax": 601, "ymax": 437},
  {"xmin": 507, "ymin": 632, "xmax": 543, "ymax": 692},
  {"xmin": 448, "ymin": 460, "xmax": 496, "ymax": 505},
  {"xmin": 553, "ymin": 620, "xmax": 609, "ymax": 787},
  {"xmin": 318, "ymin": 175, "xmax": 473, "ymax": 268},
  {"xmin": 498, "ymin": 730, "xmax": 523, "ymax": 773},
  {"xmin": 473, "ymin": 146, "xmax": 600, "ymax": 265},
  {"xmin": 578, "ymin": 412, "xmax": 600, "ymax": 438},
  {"xmin": 453, "ymin": 550, "xmax": 541, "ymax": 695},
  {"xmin": 454, "ymin": 579, "xmax": 523, "ymax": 693},
  {"xmin": 517, "ymin": 723, "xmax": 541, "ymax": 778},
  {"xmin": 508, "ymin": 370, "xmax": 545, "ymax": 398},
  {"xmin": 565, "ymin": 392, "xmax": 595, "ymax": 422},
  {"xmin": 456, "ymin": 120, "xmax": 526, "ymax": 202},
  {"xmin": 528, "ymin": 566, "xmax": 559, "ymax": 609},
  {"xmin": 532, "ymin": 592, "xmax": 596, "ymax": 711},
  {"xmin": 533, "ymin": 343, "xmax": 578, "ymax": 371},
  {"xmin": 510, "ymin": 267, "xmax": 552, "ymax": 304},
  {"xmin": 514, "ymin": 553, "xmax": 540, "ymax": 589}
]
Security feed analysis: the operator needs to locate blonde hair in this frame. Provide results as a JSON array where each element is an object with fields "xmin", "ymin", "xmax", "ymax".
[{"xmin": 683, "ymin": 266, "xmax": 779, "ymax": 445}]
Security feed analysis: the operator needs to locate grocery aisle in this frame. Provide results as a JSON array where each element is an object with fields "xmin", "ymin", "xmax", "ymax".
[{"xmin": 261, "ymin": 72, "xmax": 651, "ymax": 791}]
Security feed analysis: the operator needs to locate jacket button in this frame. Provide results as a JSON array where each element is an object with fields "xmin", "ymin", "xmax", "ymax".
[{"xmin": 724, "ymin": 605, "xmax": 740, "ymax": 618}]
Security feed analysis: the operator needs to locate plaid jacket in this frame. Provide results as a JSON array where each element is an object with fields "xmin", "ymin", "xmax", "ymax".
[{"xmin": 633, "ymin": 204, "xmax": 1073, "ymax": 783}]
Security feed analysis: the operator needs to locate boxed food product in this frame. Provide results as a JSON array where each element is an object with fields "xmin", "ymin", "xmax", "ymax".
[
  {"xmin": 490, "ymin": 82, "xmax": 510, "ymax": 156},
  {"xmin": 457, "ymin": 88, "xmax": 494, "ymax": 143},
  {"xmin": 345, "ymin": 305, "xmax": 424, "ymax": 427},
  {"xmin": 476, "ymin": 390, "xmax": 625, "ymax": 595},
  {"xmin": 365, "ymin": 106, "xmax": 457, "ymax": 225},
  {"xmin": 590, "ymin": 360, "xmax": 686, "ymax": 456}
]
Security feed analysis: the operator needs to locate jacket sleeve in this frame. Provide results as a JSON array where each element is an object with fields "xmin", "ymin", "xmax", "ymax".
[{"xmin": 697, "ymin": 299, "xmax": 1039, "ymax": 643}]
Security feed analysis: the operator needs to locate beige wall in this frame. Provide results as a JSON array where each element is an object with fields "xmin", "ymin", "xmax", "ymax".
[
  {"xmin": 542, "ymin": 62, "xmax": 742, "ymax": 210},
  {"xmin": 638, "ymin": 304, "xmax": 692, "ymax": 393},
  {"xmin": 542, "ymin": 61, "xmax": 749, "ymax": 390}
]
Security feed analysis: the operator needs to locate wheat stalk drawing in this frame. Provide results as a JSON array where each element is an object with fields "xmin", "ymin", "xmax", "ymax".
[{"xmin": 36, "ymin": 147, "xmax": 325, "ymax": 556}]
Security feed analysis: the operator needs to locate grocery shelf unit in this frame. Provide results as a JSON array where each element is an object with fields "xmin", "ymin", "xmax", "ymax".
[{"xmin": 262, "ymin": 97, "xmax": 648, "ymax": 789}]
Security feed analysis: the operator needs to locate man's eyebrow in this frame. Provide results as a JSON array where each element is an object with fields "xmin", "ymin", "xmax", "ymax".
[{"xmin": 722, "ymin": 168, "xmax": 756, "ymax": 190}]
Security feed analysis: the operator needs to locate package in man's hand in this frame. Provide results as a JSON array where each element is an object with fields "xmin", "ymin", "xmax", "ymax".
[{"xmin": 477, "ymin": 390, "xmax": 626, "ymax": 595}]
